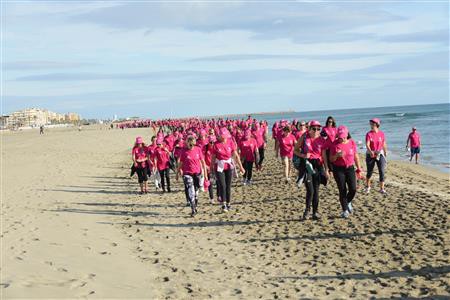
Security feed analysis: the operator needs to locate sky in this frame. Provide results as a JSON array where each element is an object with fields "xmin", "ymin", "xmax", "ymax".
[{"xmin": 2, "ymin": 0, "xmax": 449, "ymax": 119}]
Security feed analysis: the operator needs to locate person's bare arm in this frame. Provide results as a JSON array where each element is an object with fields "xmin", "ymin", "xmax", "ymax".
[{"xmin": 233, "ymin": 150, "xmax": 245, "ymax": 173}]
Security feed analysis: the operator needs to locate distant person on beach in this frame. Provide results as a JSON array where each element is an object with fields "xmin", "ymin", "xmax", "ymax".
[
  {"xmin": 276, "ymin": 126, "xmax": 296, "ymax": 183},
  {"xmin": 329, "ymin": 126, "xmax": 363, "ymax": 218},
  {"xmin": 239, "ymin": 129, "xmax": 259, "ymax": 185},
  {"xmin": 365, "ymin": 118, "xmax": 388, "ymax": 195},
  {"xmin": 204, "ymin": 135, "xmax": 218, "ymax": 203},
  {"xmin": 39, "ymin": 125, "xmax": 44, "ymax": 135},
  {"xmin": 322, "ymin": 116, "xmax": 337, "ymax": 142},
  {"xmin": 294, "ymin": 120, "xmax": 329, "ymax": 220},
  {"xmin": 176, "ymin": 135, "xmax": 208, "ymax": 217},
  {"xmin": 153, "ymin": 137, "xmax": 172, "ymax": 193},
  {"xmin": 132, "ymin": 137, "xmax": 149, "ymax": 194},
  {"xmin": 210, "ymin": 127, "xmax": 245, "ymax": 212},
  {"xmin": 323, "ymin": 116, "xmax": 337, "ymax": 174},
  {"xmin": 252, "ymin": 121, "xmax": 267, "ymax": 170},
  {"xmin": 406, "ymin": 127, "xmax": 421, "ymax": 164}
]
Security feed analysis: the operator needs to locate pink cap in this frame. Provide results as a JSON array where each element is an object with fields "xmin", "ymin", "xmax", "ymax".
[
  {"xmin": 337, "ymin": 125, "xmax": 348, "ymax": 139},
  {"xmin": 156, "ymin": 137, "xmax": 164, "ymax": 145},
  {"xmin": 370, "ymin": 118, "xmax": 381, "ymax": 125},
  {"xmin": 135, "ymin": 136, "xmax": 143, "ymax": 144},
  {"xmin": 309, "ymin": 120, "xmax": 321, "ymax": 127},
  {"xmin": 199, "ymin": 129, "xmax": 207, "ymax": 136},
  {"xmin": 219, "ymin": 127, "xmax": 231, "ymax": 139}
]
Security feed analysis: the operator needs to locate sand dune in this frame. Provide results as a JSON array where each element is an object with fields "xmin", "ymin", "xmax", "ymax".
[{"xmin": 2, "ymin": 126, "xmax": 449, "ymax": 299}]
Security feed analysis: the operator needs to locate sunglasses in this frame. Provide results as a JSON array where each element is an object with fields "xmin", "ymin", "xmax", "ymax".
[{"xmin": 310, "ymin": 127, "xmax": 321, "ymax": 131}]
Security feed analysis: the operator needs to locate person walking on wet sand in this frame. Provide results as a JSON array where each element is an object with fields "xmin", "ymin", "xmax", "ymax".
[
  {"xmin": 132, "ymin": 137, "xmax": 149, "ymax": 194},
  {"xmin": 294, "ymin": 120, "xmax": 329, "ymax": 220},
  {"xmin": 39, "ymin": 125, "xmax": 44, "ymax": 135},
  {"xmin": 365, "ymin": 118, "xmax": 388, "ymax": 195},
  {"xmin": 176, "ymin": 136, "xmax": 208, "ymax": 217},
  {"xmin": 406, "ymin": 127, "xmax": 421, "ymax": 164},
  {"xmin": 153, "ymin": 137, "xmax": 172, "ymax": 193},
  {"xmin": 329, "ymin": 126, "xmax": 363, "ymax": 218}
]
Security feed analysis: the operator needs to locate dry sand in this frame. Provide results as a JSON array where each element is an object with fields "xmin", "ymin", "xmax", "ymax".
[{"xmin": 1, "ymin": 126, "xmax": 449, "ymax": 299}]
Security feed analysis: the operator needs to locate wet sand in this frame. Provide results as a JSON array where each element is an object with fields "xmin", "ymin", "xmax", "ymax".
[{"xmin": 2, "ymin": 126, "xmax": 449, "ymax": 299}]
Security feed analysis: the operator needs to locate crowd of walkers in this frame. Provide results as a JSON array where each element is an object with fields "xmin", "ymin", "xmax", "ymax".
[{"xmin": 128, "ymin": 116, "xmax": 419, "ymax": 219}]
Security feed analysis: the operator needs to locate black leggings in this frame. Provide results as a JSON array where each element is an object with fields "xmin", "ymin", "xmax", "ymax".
[
  {"xmin": 333, "ymin": 165, "xmax": 357, "ymax": 212},
  {"xmin": 159, "ymin": 168, "xmax": 171, "ymax": 191},
  {"xmin": 216, "ymin": 169, "xmax": 233, "ymax": 204},
  {"xmin": 366, "ymin": 154, "xmax": 386, "ymax": 182},
  {"xmin": 304, "ymin": 160, "xmax": 322, "ymax": 214},
  {"xmin": 207, "ymin": 172, "xmax": 219, "ymax": 200},
  {"xmin": 258, "ymin": 147, "xmax": 265, "ymax": 166},
  {"xmin": 136, "ymin": 167, "xmax": 148, "ymax": 183},
  {"xmin": 243, "ymin": 160, "xmax": 254, "ymax": 181}
]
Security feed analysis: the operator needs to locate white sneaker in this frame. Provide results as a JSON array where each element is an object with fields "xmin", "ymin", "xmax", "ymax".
[
  {"xmin": 243, "ymin": 179, "xmax": 247, "ymax": 186},
  {"xmin": 379, "ymin": 189, "xmax": 387, "ymax": 195},
  {"xmin": 347, "ymin": 202, "xmax": 353, "ymax": 213},
  {"xmin": 223, "ymin": 206, "xmax": 229, "ymax": 212},
  {"xmin": 247, "ymin": 180, "xmax": 252, "ymax": 185},
  {"xmin": 341, "ymin": 210, "xmax": 350, "ymax": 219},
  {"xmin": 365, "ymin": 187, "xmax": 371, "ymax": 194}
]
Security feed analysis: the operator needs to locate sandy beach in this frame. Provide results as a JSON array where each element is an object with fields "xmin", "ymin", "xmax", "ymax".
[{"xmin": 2, "ymin": 126, "xmax": 449, "ymax": 299}]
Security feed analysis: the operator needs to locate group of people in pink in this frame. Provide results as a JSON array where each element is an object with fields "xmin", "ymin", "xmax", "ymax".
[{"xmin": 130, "ymin": 115, "xmax": 420, "ymax": 219}]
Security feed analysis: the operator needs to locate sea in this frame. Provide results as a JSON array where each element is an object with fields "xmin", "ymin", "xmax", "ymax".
[{"xmin": 261, "ymin": 103, "xmax": 449, "ymax": 172}]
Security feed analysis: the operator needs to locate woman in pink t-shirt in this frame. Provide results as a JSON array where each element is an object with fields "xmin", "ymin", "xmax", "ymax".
[
  {"xmin": 239, "ymin": 129, "xmax": 259, "ymax": 185},
  {"xmin": 153, "ymin": 138, "xmax": 172, "ymax": 193},
  {"xmin": 406, "ymin": 127, "xmax": 421, "ymax": 164},
  {"xmin": 365, "ymin": 118, "xmax": 388, "ymax": 194},
  {"xmin": 176, "ymin": 136, "xmax": 208, "ymax": 217},
  {"xmin": 293, "ymin": 120, "xmax": 329, "ymax": 220},
  {"xmin": 276, "ymin": 126, "xmax": 297, "ymax": 183},
  {"xmin": 210, "ymin": 128, "xmax": 245, "ymax": 212},
  {"xmin": 204, "ymin": 135, "xmax": 218, "ymax": 203},
  {"xmin": 132, "ymin": 136, "xmax": 149, "ymax": 194},
  {"xmin": 329, "ymin": 126, "xmax": 362, "ymax": 218}
]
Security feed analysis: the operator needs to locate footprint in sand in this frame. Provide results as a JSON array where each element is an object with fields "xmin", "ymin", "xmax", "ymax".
[{"xmin": 57, "ymin": 267, "xmax": 68, "ymax": 272}]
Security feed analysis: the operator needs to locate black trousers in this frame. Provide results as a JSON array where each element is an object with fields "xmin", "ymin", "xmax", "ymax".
[
  {"xmin": 304, "ymin": 159, "xmax": 322, "ymax": 214},
  {"xmin": 216, "ymin": 169, "xmax": 233, "ymax": 204},
  {"xmin": 159, "ymin": 168, "xmax": 171, "ymax": 191},
  {"xmin": 136, "ymin": 167, "xmax": 148, "ymax": 183},
  {"xmin": 366, "ymin": 154, "xmax": 386, "ymax": 182},
  {"xmin": 243, "ymin": 160, "xmax": 254, "ymax": 181},
  {"xmin": 207, "ymin": 172, "xmax": 219, "ymax": 200},
  {"xmin": 258, "ymin": 147, "xmax": 265, "ymax": 166},
  {"xmin": 333, "ymin": 165, "xmax": 357, "ymax": 212}
]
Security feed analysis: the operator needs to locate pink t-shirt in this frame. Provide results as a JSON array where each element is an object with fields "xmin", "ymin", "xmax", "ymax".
[
  {"xmin": 239, "ymin": 138, "xmax": 258, "ymax": 162},
  {"xmin": 330, "ymin": 139, "xmax": 357, "ymax": 168},
  {"xmin": 132, "ymin": 146, "xmax": 148, "ymax": 168},
  {"xmin": 323, "ymin": 127, "xmax": 337, "ymax": 142},
  {"xmin": 294, "ymin": 130, "xmax": 306, "ymax": 140},
  {"xmin": 409, "ymin": 132, "xmax": 421, "ymax": 148},
  {"xmin": 154, "ymin": 147, "xmax": 170, "ymax": 171},
  {"xmin": 278, "ymin": 133, "xmax": 296, "ymax": 158},
  {"xmin": 180, "ymin": 146, "xmax": 204, "ymax": 175},
  {"xmin": 147, "ymin": 144, "xmax": 157, "ymax": 167},
  {"xmin": 204, "ymin": 144, "xmax": 213, "ymax": 168},
  {"xmin": 366, "ymin": 130, "xmax": 385, "ymax": 152},
  {"xmin": 304, "ymin": 136, "xmax": 329, "ymax": 162},
  {"xmin": 253, "ymin": 128, "xmax": 265, "ymax": 148},
  {"xmin": 212, "ymin": 140, "xmax": 236, "ymax": 171}
]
